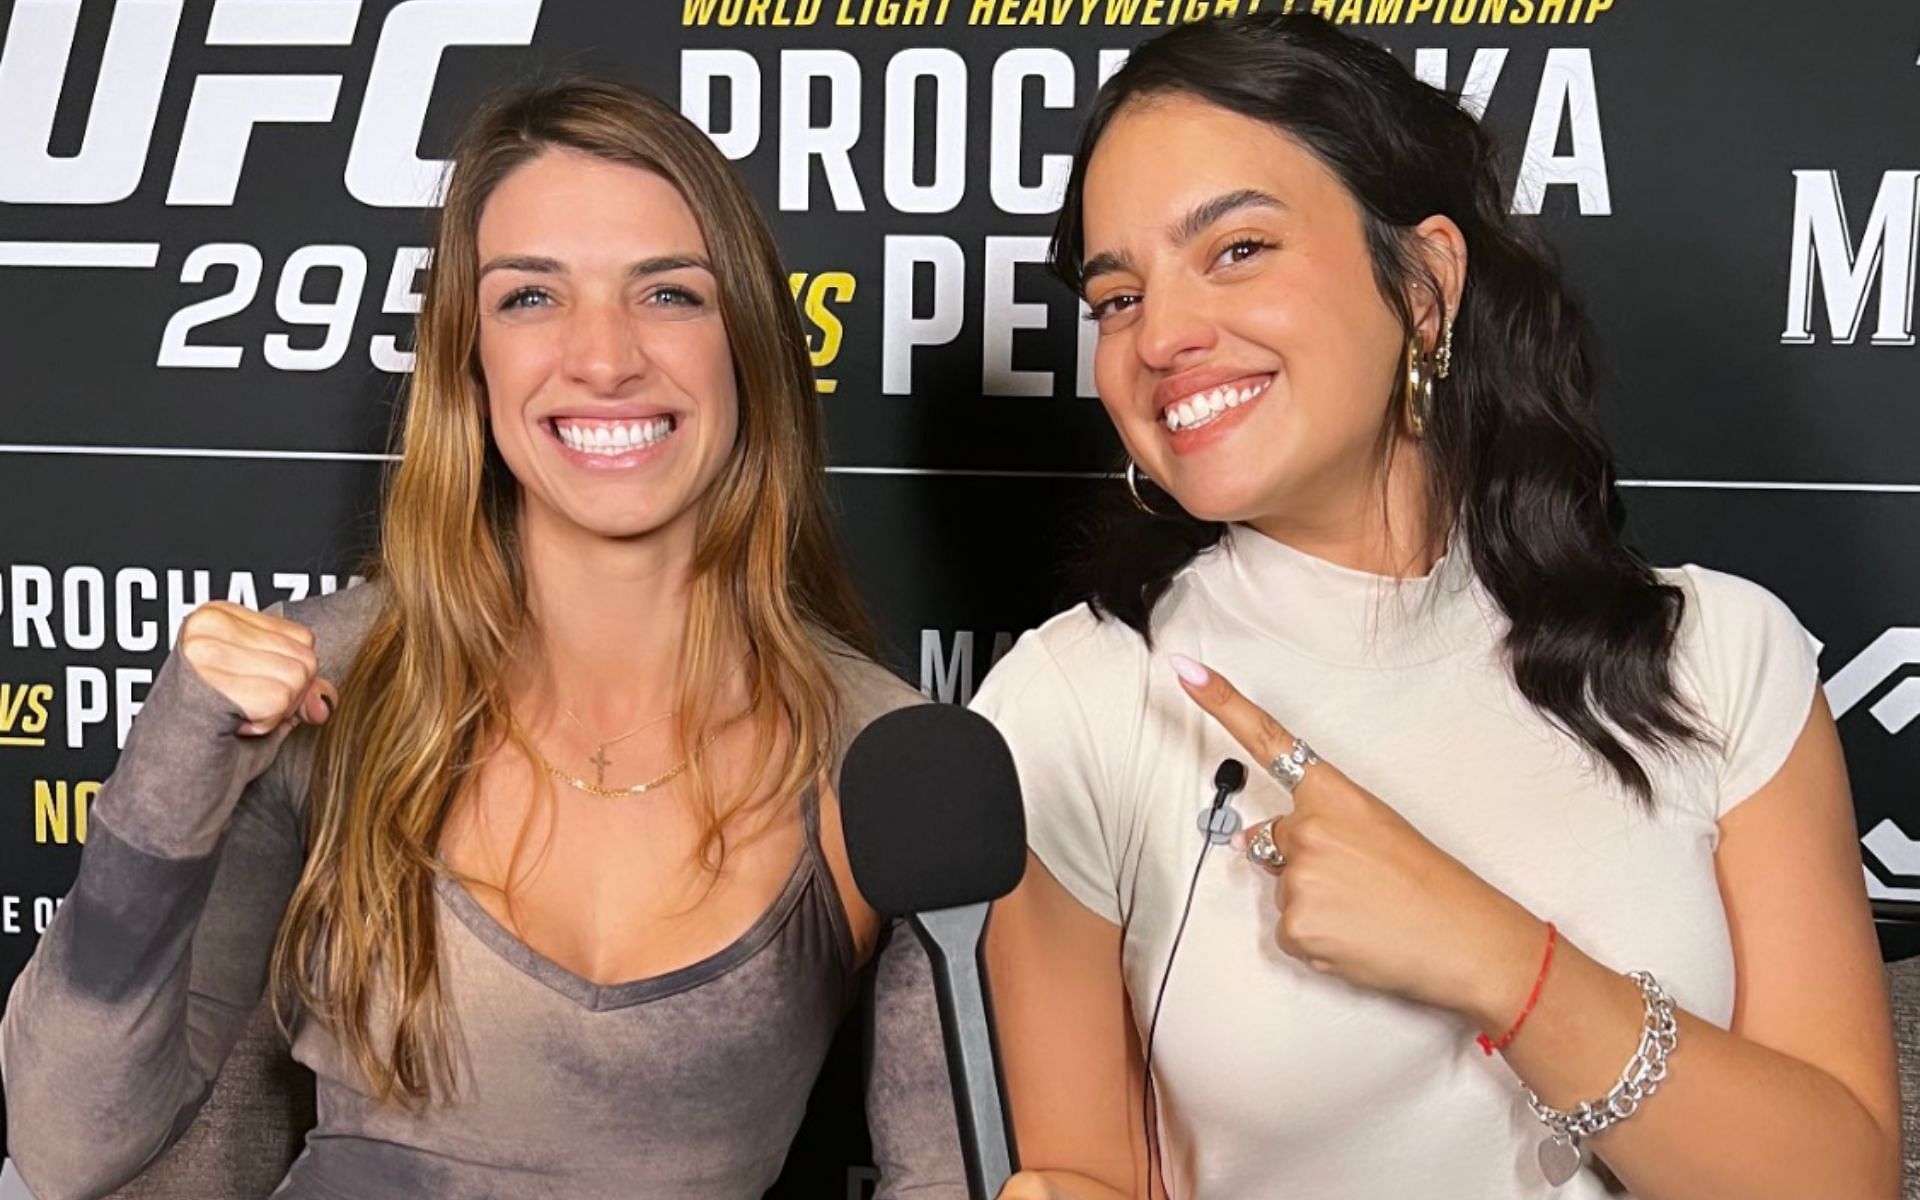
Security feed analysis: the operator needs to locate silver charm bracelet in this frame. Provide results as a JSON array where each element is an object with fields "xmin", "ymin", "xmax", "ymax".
[{"xmin": 1524, "ymin": 970, "xmax": 1679, "ymax": 1187}]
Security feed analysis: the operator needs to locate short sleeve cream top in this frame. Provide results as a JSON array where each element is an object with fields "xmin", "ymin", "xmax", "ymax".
[{"xmin": 972, "ymin": 525, "xmax": 1819, "ymax": 1199}]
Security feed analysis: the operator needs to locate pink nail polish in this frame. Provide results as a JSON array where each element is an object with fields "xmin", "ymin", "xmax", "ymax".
[{"xmin": 1168, "ymin": 654, "xmax": 1210, "ymax": 686}]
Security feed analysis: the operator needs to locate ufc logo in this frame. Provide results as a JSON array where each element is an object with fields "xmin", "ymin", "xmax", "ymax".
[
  {"xmin": 1825, "ymin": 628, "xmax": 1920, "ymax": 901},
  {"xmin": 1826, "ymin": 628, "xmax": 1920, "ymax": 733},
  {"xmin": 0, "ymin": 0, "xmax": 541, "ymax": 208}
]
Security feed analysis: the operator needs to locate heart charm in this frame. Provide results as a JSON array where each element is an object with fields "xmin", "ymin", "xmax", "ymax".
[{"xmin": 1538, "ymin": 1135, "xmax": 1583, "ymax": 1187}]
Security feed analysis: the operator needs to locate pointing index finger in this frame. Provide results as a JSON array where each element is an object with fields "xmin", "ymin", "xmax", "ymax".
[{"xmin": 1168, "ymin": 654, "xmax": 1295, "ymax": 769}]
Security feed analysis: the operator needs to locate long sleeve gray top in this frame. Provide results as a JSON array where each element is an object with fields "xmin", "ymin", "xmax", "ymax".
[{"xmin": 1, "ymin": 583, "xmax": 965, "ymax": 1199}]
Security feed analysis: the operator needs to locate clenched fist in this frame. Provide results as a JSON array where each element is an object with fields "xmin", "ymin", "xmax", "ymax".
[{"xmin": 179, "ymin": 602, "xmax": 336, "ymax": 740}]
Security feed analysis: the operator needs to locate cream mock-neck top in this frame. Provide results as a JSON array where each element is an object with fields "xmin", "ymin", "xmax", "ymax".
[{"xmin": 974, "ymin": 525, "xmax": 1818, "ymax": 1199}]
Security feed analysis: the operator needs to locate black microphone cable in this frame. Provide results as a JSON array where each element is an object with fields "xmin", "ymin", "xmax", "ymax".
[{"xmin": 1139, "ymin": 758, "xmax": 1248, "ymax": 1189}]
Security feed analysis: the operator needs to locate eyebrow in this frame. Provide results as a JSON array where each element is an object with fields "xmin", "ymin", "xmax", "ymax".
[
  {"xmin": 1170, "ymin": 188, "xmax": 1285, "ymax": 245},
  {"xmin": 1079, "ymin": 248, "xmax": 1139, "ymax": 287},
  {"xmin": 477, "ymin": 253, "xmax": 715, "ymax": 279},
  {"xmin": 1078, "ymin": 188, "xmax": 1287, "ymax": 286}
]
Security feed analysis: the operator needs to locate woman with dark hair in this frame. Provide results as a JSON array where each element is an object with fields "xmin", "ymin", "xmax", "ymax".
[
  {"xmin": 975, "ymin": 15, "xmax": 1897, "ymax": 1199},
  {"xmin": 2, "ymin": 79, "xmax": 961, "ymax": 1199}
]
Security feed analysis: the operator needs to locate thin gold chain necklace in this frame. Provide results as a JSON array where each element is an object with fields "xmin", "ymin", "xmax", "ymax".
[
  {"xmin": 510, "ymin": 718, "xmax": 721, "ymax": 799},
  {"xmin": 558, "ymin": 705, "xmax": 676, "ymax": 786},
  {"xmin": 553, "ymin": 657, "xmax": 746, "ymax": 786}
]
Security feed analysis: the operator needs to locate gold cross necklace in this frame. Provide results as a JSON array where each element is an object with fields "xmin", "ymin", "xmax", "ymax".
[
  {"xmin": 558, "ymin": 703, "xmax": 676, "ymax": 787},
  {"xmin": 538, "ymin": 657, "xmax": 747, "ymax": 789},
  {"xmin": 512, "ymin": 719, "xmax": 721, "ymax": 799}
]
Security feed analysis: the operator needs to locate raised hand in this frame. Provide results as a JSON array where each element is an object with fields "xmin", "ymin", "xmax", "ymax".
[
  {"xmin": 1168, "ymin": 653, "xmax": 1545, "ymax": 1023},
  {"xmin": 179, "ymin": 601, "xmax": 336, "ymax": 741}
]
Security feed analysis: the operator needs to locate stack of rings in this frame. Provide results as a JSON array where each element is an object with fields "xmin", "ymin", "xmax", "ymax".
[{"xmin": 1247, "ymin": 737, "xmax": 1320, "ymax": 872}]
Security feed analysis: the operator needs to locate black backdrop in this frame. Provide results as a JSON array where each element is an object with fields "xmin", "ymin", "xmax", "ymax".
[{"xmin": 2, "ymin": 0, "xmax": 1916, "ymax": 1192}]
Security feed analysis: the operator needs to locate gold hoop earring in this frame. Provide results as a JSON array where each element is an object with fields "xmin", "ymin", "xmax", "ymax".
[
  {"xmin": 1403, "ymin": 336, "xmax": 1434, "ymax": 438},
  {"xmin": 1435, "ymin": 313, "xmax": 1455, "ymax": 380},
  {"xmin": 1126, "ymin": 460, "xmax": 1173, "ymax": 518}
]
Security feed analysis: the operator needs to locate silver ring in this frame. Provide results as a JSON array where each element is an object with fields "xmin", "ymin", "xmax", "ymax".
[
  {"xmin": 1266, "ymin": 737, "xmax": 1320, "ymax": 792},
  {"xmin": 1246, "ymin": 823, "xmax": 1286, "ymax": 871}
]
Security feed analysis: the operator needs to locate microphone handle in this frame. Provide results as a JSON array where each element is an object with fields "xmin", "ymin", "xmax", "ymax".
[{"xmin": 911, "ymin": 904, "xmax": 1018, "ymax": 1200}]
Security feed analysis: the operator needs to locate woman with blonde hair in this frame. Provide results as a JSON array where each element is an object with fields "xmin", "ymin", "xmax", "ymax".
[{"xmin": 2, "ymin": 78, "xmax": 962, "ymax": 1198}]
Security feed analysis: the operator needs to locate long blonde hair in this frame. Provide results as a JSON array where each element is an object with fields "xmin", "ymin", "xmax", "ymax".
[{"xmin": 271, "ymin": 78, "xmax": 875, "ymax": 1105}]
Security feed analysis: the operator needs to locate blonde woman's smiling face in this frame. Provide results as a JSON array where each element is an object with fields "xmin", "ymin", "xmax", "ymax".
[{"xmin": 474, "ymin": 147, "xmax": 739, "ymax": 543}]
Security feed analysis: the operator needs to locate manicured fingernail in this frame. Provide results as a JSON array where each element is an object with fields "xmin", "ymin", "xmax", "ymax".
[{"xmin": 1168, "ymin": 654, "xmax": 1210, "ymax": 686}]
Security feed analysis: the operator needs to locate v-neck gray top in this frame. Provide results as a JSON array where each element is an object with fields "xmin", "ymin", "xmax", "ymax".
[{"xmin": 1, "ymin": 583, "xmax": 966, "ymax": 1199}]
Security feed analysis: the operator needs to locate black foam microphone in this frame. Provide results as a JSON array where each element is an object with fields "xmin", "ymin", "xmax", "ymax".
[{"xmin": 840, "ymin": 704, "xmax": 1028, "ymax": 1200}]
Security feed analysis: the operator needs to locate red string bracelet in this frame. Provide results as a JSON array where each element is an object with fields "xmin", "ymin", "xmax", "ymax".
[{"xmin": 1477, "ymin": 921, "xmax": 1557, "ymax": 1057}]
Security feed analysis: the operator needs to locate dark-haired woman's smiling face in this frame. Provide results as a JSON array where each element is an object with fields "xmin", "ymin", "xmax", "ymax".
[{"xmin": 1081, "ymin": 95, "xmax": 1411, "ymax": 528}]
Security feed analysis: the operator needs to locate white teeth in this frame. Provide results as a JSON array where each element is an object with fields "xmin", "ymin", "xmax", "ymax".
[
  {"xmin": 1162, "ymin": 377, "xmax": 1273, "ymax": 433},
  {"xmin": 554, "ymin": 417, "xmax": 675, "ymax": 456}
]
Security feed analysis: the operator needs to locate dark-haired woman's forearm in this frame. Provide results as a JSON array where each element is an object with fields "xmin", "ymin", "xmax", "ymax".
[
  {"xmin": 986, "ymin": 853, "xmax": 1166, "ymax": 1200},
  {"xmin": 1486, "ymin": 936, "xmax": 1899, "ymax": 1200},
  {"xmin": 1484, "ymin": 706, "xmax": 1899, "ymax": 1200}
]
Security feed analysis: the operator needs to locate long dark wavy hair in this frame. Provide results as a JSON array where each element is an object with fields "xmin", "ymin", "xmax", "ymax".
[{"xmin": 1053, "ymin": 14, "xmax": 1704, "ymax": 803}]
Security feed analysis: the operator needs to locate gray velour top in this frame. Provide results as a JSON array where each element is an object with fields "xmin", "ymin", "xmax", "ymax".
[{"xmin": 1, "ymin": 583, "xmax": 966, "ymax": 1200}]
